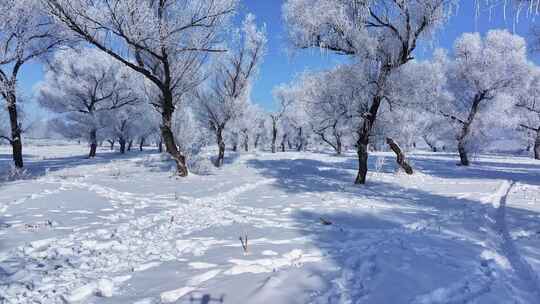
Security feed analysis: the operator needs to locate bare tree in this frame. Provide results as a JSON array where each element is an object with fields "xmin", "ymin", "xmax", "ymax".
[
  {"xmin": 517, "ymin": 68, "xmax": 540, "ymax": 159},
  {"xmin": 283, "ymin": 0, "xmax": 453, "ymax": 184},
  {"xmin": 196, "ymin": 14, "xmax": 266, "ymax": 167},
  {"xmin": 37, "ymin": 48, "xmax": 139, "ymax": 158},
  {"xmin": 42, "ymin": 0, "xmax": 238, "ymax": 176},
  {"xmin": 437, "ymin": 30, "xmax": 530, "ymax": 165},
  {"xmin": 0, "ymin": 0, "xmax": 65, "ymax": 168}
]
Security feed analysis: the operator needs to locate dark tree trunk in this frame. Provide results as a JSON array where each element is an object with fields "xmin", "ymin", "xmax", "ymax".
[
  {"xmin": 271, "ymin": 121, "xmax": 277, "ymax": 153},
  {"xmin": 119, "ymin": 137, "xmax": 126, "ymax": 154},
  {"xmin": 161, "ymin": 91, "xmax": 188, "ymax": 176},
  {"xmin": 108, "ymin": 140, "xmax": 115, "ymax": 151},
  {"xmin": 355, "ymin": 94, "xmax": 383, "ymax": 184},
  {"xmin": 89, "ymin": 129, "xmax": 98, "ymax": 158},
  {"xmin": 216, "ymin": 127, "xmax": 225, "ymax": 167},
  {"xmin": 254, "ymin": 134, "xmax": 261, "ymax": 149},
  {"xmin": 232, "ymin": 141, "xmax": 238, "ymax": 152},
  {"xmin": 139, "ymin": 137, "xmax": 145, "ymax": 151},
  {"xmin": 336, "ymin": 134, "xmax": 342, "ymax": 155},
  {"xmin": 457, "ymin": 140, "xmax": 469, "ymax": 166},
  {"xmin": 423, "ymin": 135, "xmax": 437, "ymax": 152},
  {"xmin": 456, "ymin": 92, "xmax": 484, "ymax": 166},
  {"xmin": 7, "ymin": 95, "xmax": 23, "ymax": 168},
  {"xmin": 386, "ymin": 138, "xmax": 413, "ymax": 175},
  {"xmin": 534, "ymin": 129, "xmax": 540, "ymax": 160},
  {"xmin": 243, "ymin": 133, "xmax": 249, "ymax": 152},
  {"xmin": 158, "ymin": 138, "xmax": 163, "ymax": 153},
  {"xmin": 296, "ymin": 127, "xmax": 303, "ymax": 151},
  {"xmin": 355, "ymin": 142, "xmax": 369, "ymax": 184},
  {"xmin": 280, "ymin": 134, "xmax": 287, "ymax": 152},
  {"xmin": 127, "ymin": 140, "xmax": 133, "ymax": 151}
]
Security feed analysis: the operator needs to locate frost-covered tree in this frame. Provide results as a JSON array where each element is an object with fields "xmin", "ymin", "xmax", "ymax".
[
  {"xmin": 42, "ymin": 0, "xmax": 238, "ymax": 176},
  {"xmin": 437, "ymin": 30, "xmax": 530, "ymax": 165},
  {"xmin": 516, "ymin": 67, "xmax": 540, "ymax": 159},
  {"xmin": 37, "ymin": 48, "xmax": 140, "ymax": 157},
  {"xmin": 196, "ymin": 14, "xmax": 266, "ymax": 167},
  {"xmin": 296, "ymin": 66, "xmax": 359, "ymax": 155},
  {"xmin": 270, "ymin": 85, "xmax": 294, "ymax": 153},
  {"xmin": 0, "ymin": 0, "xmax": 64, "ymax": 167},
  {"xmin": 283, "ymin": 0, "xmax": 454, "ymax": 184}
]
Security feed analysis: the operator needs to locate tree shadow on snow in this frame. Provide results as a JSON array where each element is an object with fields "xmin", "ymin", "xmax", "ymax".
[
  {"xmin": 0, "ymin": 149, "xmax": 161, "ymax": 189},
  {"xmin": 289, "ymin": 182, "xmax": 540, "ymax": 303},
  {"xmin": 409, "ymin": 153, "xmax": 540, "ymax": 186}
]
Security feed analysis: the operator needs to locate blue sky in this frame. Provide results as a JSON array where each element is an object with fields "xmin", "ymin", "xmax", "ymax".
[{"xmin": 19, "ymin": 1, "xmax": 538, "ymax": 115}]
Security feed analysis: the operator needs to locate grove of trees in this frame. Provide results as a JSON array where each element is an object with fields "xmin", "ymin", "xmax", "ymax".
[{"xmin": 1, "ymin": 0, "xmax": 540, "ymax": 184}]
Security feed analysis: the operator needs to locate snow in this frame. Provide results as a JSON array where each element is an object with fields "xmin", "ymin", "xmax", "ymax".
[{"xmin": 1, "ymin": 144, "xmax": 540, "ymax": 303}]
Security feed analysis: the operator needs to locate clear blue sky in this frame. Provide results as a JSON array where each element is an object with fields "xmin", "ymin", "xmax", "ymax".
[{"xmin": 19, "ymin": 1, "xmax": 537, "ymax": 116}]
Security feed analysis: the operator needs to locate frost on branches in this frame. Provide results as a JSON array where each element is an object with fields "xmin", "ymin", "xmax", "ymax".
[
  {"xmin": 283, "ymin": 0, "xmax": 454, "ymax": 184},
  {"xmin": 42, "ymin": 0, "xmax": 239, "ymax": 176},
  {"xmin": 36, "ymin": 48, "xmax": 141, "ymax": 158},
  {"xmin": 0, "ymin": 0, "xmax": 65, "ymax": 168}
]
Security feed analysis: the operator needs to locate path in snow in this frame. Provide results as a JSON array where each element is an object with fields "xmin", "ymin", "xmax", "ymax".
[{"xmin": 1, "ymin": 147, "xmax": 540, "ymax": 303}]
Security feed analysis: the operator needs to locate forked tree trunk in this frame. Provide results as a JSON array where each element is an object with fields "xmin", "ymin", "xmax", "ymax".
[
  {"xmin": 108, "ymin": 140, "xmax": 115, "ymax": 151},
  {"xmin": 127, "ymin": 140, "xmax": 133, "ymax": 151},
  {"xmin": 216, "ymin": 127, "xmax": 225, "ymax": 167},
  {"xmin": 386, "ymin": 138, "xmax": 413, "ymax": 175},
  {"xmin": 7, "ymin": 94, "xmax": 23, "ymax": 168},
  {"xmin": 534, "ymin": 128, "xmax": 540, "ymax": 160},
  {"xmin": 161, "ymin": 92, "xmax": 188, "ymax": 177},
  {"xmin": 89, "ymin": 129, "xmax": 98, "ymax": 158}
]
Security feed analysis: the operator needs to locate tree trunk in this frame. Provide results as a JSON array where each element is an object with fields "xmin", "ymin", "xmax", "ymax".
[
  {"xmin": 423, "ymin": 135, "xmax": 437, "ymax": 152},
  {"xmin": 139, "ymin": 137, "xmax": 145, "ymax": 151},
  {"xmin": 127, "ymin": 140, "xmax": 133, "ymax": 151},
  {"xmin": 119, "ymin": 137, "xmax": 126, "ymax": 154},
  {"xmin": 271, "ymin": 121, "xmax": 277, "ymax": 153},
  {"xmin": 355, "ymin": 142, "xmax": 369, "ymax": 184},
  {"xmin": 386, "ymin": 138, "xmax": 413, "ymax": 175},
  {"xmin": 108, "ymin": 140, "xmax": 115, "ymax": 151},
  {"xmin": 254, "ymin": 134, "xmax": 260, "ymax": 149},
  {"xmin": 354, "ymin": 93, "xmax": 384, "ymax": 184},
  {"xmin": 243, "ymin": 133, "xmax": 249, "ymax": 152},
  {"xmin": 89, "ymin": 129, "xmax": 98, "ymax": 158},
  {"xmin": 7, "ymin": 96, "xmax": 23, "ymax": 168},
  {"xmin": 534, "ymin": 128, "xmax": 540, "ymax": 160},
  {"xmin": 216, "ymin": 127, "xmax": 225, "ymax": 167},
  {"xmin": 456, "ymin": 92, "xmax": 484, "ymax": 166},
  {"xmin": 336, "ymin": 134, "xmax": 342, "ymax": 155},
  {"xmin": 457, "ymin": 139, "xmax": 469, "ymax": 166},
  {"xmin": 158, "ymin": 138, "xmax": 163, "ymax": 153},
  {"xmin": 296, "ymin": 127, "xmax": 303, "ymax": 151},
  {"xmin": 161, "ymin": 91, "xmax": 188, "ymax": 177},
  {"xmin": 280, "ymin": 134, "xmax": 287, "ymax": 152}
]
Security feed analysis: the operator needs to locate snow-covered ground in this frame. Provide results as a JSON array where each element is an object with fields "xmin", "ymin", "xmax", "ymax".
[{"xmin": 1, "ymin": 144, "xmax": 540, "ymax": 303}]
